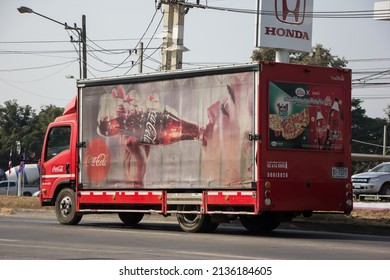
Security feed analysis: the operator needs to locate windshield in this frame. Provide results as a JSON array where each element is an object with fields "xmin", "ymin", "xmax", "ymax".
[{"xmin": 371, "ymin": 163, "xmax": 390, "ymax": 173}]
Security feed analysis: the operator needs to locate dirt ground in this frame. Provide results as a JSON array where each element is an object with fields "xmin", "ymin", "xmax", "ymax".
[{"xmin": 1, "ymin": 196, "xmax": 389, "ymax": 236}]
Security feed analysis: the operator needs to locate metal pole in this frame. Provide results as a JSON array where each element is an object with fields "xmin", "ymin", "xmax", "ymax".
[
  {"xmin": 17, "ymin": 168, "xmax": 22, "ymax": 196},
  {"xmin": 161, "ymin": 3, "xmax": 174, "ymax": 71},
  {"xmin": 138, "ymin": 42, "xmax": 144, "ymax": 73},
  {"xmin": 6, "ymin": 149, "xmax": 12, "ymax": 196},
  {"xmin": 255, "ymin": 0, "xmax": 260, "ymax": 47},
  {"xmin": 82, "ymin": 15, "xmax": 87, "ymax": 79},
  {"xmin": 171, "ymin": 4, "xmax": 185, "ymax": 70},
  {"xmin": 17, "ymin": 7, "xmax": 85, "ymax": 79},
  {"xmin": 7, "ymin": 179, "xmax": 10, "ymax": 196},
  {"xmin": 384, "ymin": 125, "xmax": 387, "ymax": 155},
  {"xmin": 275, "ymin": 50, "xmax": 290, "ymax": 63},
  {"xmin": 16, "ymin": 141, "xmax": 21, "ymax": 196}
]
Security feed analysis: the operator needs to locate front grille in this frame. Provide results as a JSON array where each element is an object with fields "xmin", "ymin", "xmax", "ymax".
[{"xmin": 352, "ymin": 178, "xmax": 370, "ymax": 184}]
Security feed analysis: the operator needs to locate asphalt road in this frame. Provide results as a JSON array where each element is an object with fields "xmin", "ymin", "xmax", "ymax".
[{"xmin": 0, "ymin": 210, "xmax": 389, "ymax": 260}]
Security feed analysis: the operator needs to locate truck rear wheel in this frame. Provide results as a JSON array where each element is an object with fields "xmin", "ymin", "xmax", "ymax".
[
  {"xmin": 118, "ymin": 212, "xmax": 144, "ymax": 225},
  {"xmin": 55, "ymin": 188, "xmax": 82, "ymax": 225},
  {"xmin": 240, "ymin": 213, "xmax": 280, "ymax": 232},
  {"xmin": 176, "ymin": 205, "xmax": 219, "ymax": 233}
]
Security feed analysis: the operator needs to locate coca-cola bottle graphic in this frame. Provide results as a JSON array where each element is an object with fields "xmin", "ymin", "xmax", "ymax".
[
  {"xmin": 324, "ymin": 98, "xmax": 341, "ymax": 149},
  {"xmin": 97, "ymin": 92, "xmax": 204, "ymax": 145},
  {"xmin": 316, "ymin": 110, "xmax": 326, "ymax": 149}
]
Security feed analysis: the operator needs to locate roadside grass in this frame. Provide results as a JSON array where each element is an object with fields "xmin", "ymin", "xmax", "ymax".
[{"xmin": 0, "ymin": 196, "xmax": 41, "ymax": 209}]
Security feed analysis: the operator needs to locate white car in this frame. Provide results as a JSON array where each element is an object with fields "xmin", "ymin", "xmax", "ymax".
[
  {"xmin": 0, "ymin": 180, "xmax": 40, "ymax": 196},
  {"xmin": 351, "ymin": 162, "xmax": 390, "ymax": 199}
]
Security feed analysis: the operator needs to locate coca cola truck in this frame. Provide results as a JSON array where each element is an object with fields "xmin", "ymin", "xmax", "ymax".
[{"xmin": 39, "ymin": 62, "xmax": 353, "ymax": 232}]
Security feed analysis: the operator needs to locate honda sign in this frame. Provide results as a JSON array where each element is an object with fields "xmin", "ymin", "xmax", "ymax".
[{"xmin": 257, "ymin": 0, "xmax": 313, "ymax": 52}]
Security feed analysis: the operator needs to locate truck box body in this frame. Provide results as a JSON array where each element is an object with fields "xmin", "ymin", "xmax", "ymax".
[
  {"xmin": 79, "ymin": 65, "xmax": 257, "ymax": 190},
  {"xmin": 39, "ymin": 62, "xmax": 352, "ymax": 231}
]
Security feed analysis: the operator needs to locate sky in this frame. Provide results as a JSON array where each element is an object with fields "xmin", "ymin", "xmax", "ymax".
[{"xmin": 0, "ymin": 0, "xmax": 389, "ymax": 118}]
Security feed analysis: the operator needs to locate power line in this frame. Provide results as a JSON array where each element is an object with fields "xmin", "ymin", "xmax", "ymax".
[
  {"xmin": 124, "ymin": 12, "xmax": 164, "ymax": 75},
  {"xmin": 0, "ymin": 59, "xmax": 78, "ymax": 72},
  {"xmin": 0, "ymin": 60, "xmax": 77, "ymax": 84},
  {"xmin": 0, "ymin": 38, "xmax": 156, "ymax": 44},
  {"xmin": 178, "ymin": 1, "xmax": 390, "ymax": 19},
  {"xmin": 0, "ymin": 47, "xmax": 161, "ymax": 56},
  {"xmin": 0, "ymin": 77, "xmax": 70, "ymax": 101}
]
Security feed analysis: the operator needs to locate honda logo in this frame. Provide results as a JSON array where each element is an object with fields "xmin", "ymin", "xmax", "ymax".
[{"xmin": 275, "ymin": 0, "xmax": 306, "ymax": 25}]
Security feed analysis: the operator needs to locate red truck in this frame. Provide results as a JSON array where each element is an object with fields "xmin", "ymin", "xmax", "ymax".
[{"xmin": 39, "ymin": 62, "xmax": 353, "ymax": 232}]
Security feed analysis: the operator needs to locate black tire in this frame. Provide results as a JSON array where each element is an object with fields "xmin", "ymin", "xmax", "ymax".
[
  {"xmin": 55, "ymin": 188, "xmax": 82, "ymax": 225},
  {"xmin": 379, "ymin": 183, "xmax": 390, "ymax": 201},
  {"xmin": 176, "ymin": 205, "xmax": 219, "ymax": 233},
  {"xmin": 240, "ymin": 213, "xmax": 280, "ymax": 232},
  {"xmin": 118, "ymin": 212, "xmax": 144, "ymax": 225}
]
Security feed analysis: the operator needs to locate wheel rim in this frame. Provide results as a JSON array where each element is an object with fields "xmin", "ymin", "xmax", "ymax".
[
  {"xmin": 181, "ymin": 205, "xmax": 200, "ymax": 224},
  {"xmin": 182, "ymin": 213, "xmax": 200, "ymax": 224},
  {"xmin": 59, "ymin": 196, "xmax": 72, "ymax": 217}
]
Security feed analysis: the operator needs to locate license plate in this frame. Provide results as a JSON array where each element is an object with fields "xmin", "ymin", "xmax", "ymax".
[
  {"xmin": 353, "ymin": 184, "xmax": 361, "ymax": 189},
  {"xmin": 332, "ymin": 167, "xmax": 348, "ymax": 179}
]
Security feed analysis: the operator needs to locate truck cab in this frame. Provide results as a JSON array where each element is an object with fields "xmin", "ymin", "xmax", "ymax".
[{"xmin": 40, "ymin": 97, "xmax": 78, "ymax": 209}]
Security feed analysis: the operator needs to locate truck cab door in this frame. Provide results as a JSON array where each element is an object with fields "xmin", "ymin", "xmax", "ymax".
[{"xmin": 40, "ymin": 124, "xmax": 75, "ymax": 202}]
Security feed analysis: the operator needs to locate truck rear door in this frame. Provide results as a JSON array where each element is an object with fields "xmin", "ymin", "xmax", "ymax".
[{"xmin": 258, "ymin": 62, "xmax": 352, "ymax": 213}]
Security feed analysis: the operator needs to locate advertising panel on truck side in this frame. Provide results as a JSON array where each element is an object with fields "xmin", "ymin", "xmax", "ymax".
[{"xmin": 80, "ymin": 70, "xmax": 257, "ymax": 190}]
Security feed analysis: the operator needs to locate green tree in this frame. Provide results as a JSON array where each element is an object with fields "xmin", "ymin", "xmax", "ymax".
[
  {"xmin": 251, "ymin": 44, "xmax": 348, "ymax": 67},
  {"xmin": 0, "ymin": 100, "xmax": 36, "ymax": 167},
  {"xmin": 0, "ymin": 100, "xmax": 63, "ymax": 171},
  {"xmin": 25, "ymin": 105, "xmax": 64, "ymax": 160},
  {"xmin": 351, "ymin": 98, "xmax": 388, "ymax": 172},
  {"xmin": 383, "ymin": 105, "xmax": 390, "ymax": 122}
]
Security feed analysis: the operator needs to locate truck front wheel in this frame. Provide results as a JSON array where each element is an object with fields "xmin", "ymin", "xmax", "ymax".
[
  {"xmin": 118, "ymin": 212, "xmax": 144, "ymax": 225},
  {"xmin": 176, "ymin": 205, "xmax": 218, "ymax": 233},
  {"xmin": 55, "ymin": 188, "xmax": 82, "ymax": 225},
  {"xmin": 240, "ymin": 213, "xmax": 280, "ymax": 232}
]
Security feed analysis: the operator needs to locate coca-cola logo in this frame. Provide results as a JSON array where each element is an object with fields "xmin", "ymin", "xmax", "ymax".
[
  {"xmin": 52, "ymin": 165, "xmax": 64, "ymax": 173},
  {"xmin": 143, "ymin": 109, "xmax": 158, "ymax": 144},
  {"xmin": 84, "ymin": 138, "xmax": 111, "ymax": 183},
  {"xmin": 85, "ymin": 153, "xmax": 108, "ymax": 167}
]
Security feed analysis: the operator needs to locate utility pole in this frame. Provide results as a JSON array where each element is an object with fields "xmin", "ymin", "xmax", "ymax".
[
  {"xmin": 138, "ymin": 42, "xmax": 144, "ymax": 73},
  {"xmin": 384, "ymin": 125, "xmax": 388, "ymax": 155},
  {"xmin": 17, "ymin": 6, "xmax": 88, "ymax": 79},
  {"xmin": 82, "ymin": 15, "xmax": 87, "ymax": 79},
  {"xmin": 160, "ymin": 1, "xmax": 188, "ymax": 70}
]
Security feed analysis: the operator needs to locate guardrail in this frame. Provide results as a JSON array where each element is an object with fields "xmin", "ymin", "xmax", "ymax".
[{"xmin": 354, "ymin": 194, "xmax": 390, "ymax": 201}]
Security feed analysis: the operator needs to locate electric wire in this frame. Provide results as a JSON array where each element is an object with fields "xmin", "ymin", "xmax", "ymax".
[
  {"xmin": 0, "ymin": 60, "xmax": 77, "ymax": 83},
  {"xmin": 0, "ymin": 77, "xmax": 70, "ymax": 101},
  {"xmin": 0, "ymin": 59, "xmax": 79, "ymax": 72},
  {"xmin": 124, "ymin": 12, "xmax": 164, "ymax": 75},
  {"xmin": 189, "ymin": 4, "xmax": 390, "ymax": 19}
]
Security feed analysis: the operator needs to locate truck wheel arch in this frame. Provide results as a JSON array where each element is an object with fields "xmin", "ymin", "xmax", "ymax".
[
  {"xmin": 45, "ymin": 181, "xmax": 76, "ymax": 206},
  {"xmin": 55, "ymin": 188, "xmax": 82, "ymax": 225}
]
